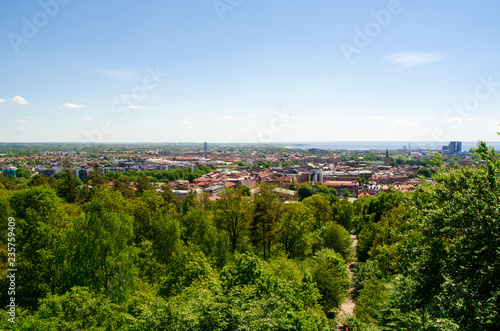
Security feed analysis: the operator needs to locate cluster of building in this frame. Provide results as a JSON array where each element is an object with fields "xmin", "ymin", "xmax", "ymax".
[
  {"xmin": 1, "ymin": 165, "xmax": 17, "ymax": 177},
  {"xmin": 442, "ymin": 141, "xmax": 463, "ymax": 155},
  {"xmin": 3, "ymin": 142, "xmax": 464, "ymax": 199},
  {"xmin": 166, "ymin": 158, "xmax": 422, "ymax": 201}
]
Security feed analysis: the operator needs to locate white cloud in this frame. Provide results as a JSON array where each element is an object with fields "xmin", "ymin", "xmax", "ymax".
[
  {"xmin": 224, "ymin": 116, "xmax": 235, "ymax": 119},
  {"xmin": 27, "ymin": 116, "xmax": 33, "ymax": 119},
  {"xmin": 129, "ymin": 105, "xmax": 143, "ymax": 110},
  {"xmin": 16, "ymin": 120, "xmax": 29, "ymax": 123},
  {"xmin": 395, "ymin": 119, "xmax": 420, "ymax": 127},
  {"xmin": 18, "ymin": 128, "xmax": 27, "ymax": 130},
  {"xmin": 385, "ymin": 52, "xmax": 447, "ymax": 69},
  {"xmin": 0, "ymin": 99, "xmax": 7, "ymax": 103},
  {"xmin": 445, "ymin": 117, "xmax": 477, "ymax": 123},
  {"xmin": 62, "ymin": 103, "xmax": 90, "ymax": 109},
  {"xmin": 11, "ymin": 96, "xmax": 30, "ymax": 105},
  {"xmin": 370, "ymin": 115, "xmax": 387, "ymax": 119},
  {"xmin": 84, "ymin": 117, "xmax": 92, "ymax": 121},
  {"xmin": 181, "ymin": 121, "xmax": 190, "ymax": 125},
  {"xmin": 136, "ymin": 120, "xmax": 145, "ymax": 123},
  {"xmin": 96, "ymin": 69, "xmax": 136, "ymax": 80},
  {"xmin": 322, "ymin": 118, "xmax": 332, "ymax": 121}
]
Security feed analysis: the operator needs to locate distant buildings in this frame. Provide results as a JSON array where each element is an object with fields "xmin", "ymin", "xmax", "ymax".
[
  {"xmin": 38, "ymin": 151, "xmax": 78, "ymax": 156},
  {"xmin": 323, "ymin": 181, "xmax": 358, "ymax": 197},
  {"xmin": 73, "ymin": 168, "xmax": 89, "ymax": 181},
  {"xmin": 2, "ymin": 165, "xmax": 17, "ymax": 177},
  {"xmin": 0, "ymin": 143, "xmax": 456, "ymax": 199},
  {"xmin": 39, "ymin": 168, "xmax": 55, "ymax": 176},
  {"xmin": 442, "ymin": 141, "xmax": 462, "ymax": 154}
]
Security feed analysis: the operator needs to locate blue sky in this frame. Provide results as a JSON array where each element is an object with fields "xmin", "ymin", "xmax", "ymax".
[{"xmin": 1, "ymin": 0, "xmax": 500, "ymax": 143}]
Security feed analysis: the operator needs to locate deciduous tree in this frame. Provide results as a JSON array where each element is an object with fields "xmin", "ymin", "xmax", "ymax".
[
  {"xmin": 252, "ymin": 184, "xmax": 286, "ymax": 260},
  {"xmin": 214, "ymin": 188, "xmax": 253, "ymax": 254}
]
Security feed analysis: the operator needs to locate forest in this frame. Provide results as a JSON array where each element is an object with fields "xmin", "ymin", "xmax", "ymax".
[{"xmin": 0, "ymin": 142, "xmax": 499, "ymax": 330}]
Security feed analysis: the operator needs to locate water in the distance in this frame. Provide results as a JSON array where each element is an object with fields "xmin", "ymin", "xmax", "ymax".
[{"xmin": 286, "ymin": 141, "xmax": 500, "ymax": 151}]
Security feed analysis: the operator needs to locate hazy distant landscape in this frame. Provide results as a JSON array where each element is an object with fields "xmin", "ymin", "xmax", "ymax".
[{"xmin": 1, "ymin": 0, "xmax": 500, "ymax": 330}]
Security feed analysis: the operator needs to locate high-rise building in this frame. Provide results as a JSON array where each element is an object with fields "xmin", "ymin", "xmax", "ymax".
[
  {"xmin": 442, "ymin": 141, "xmax": 462, "ymax": 154},
  {"xmin": 449, "ymin": 141, "xmax": 457, "ymax": 152},
  {"xmin": 204, "ymin": 142, "xmax": 208, "ymax": 152}
]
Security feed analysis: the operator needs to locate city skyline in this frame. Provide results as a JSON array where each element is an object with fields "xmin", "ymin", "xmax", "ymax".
[{"xmin": 1, "ymin": 1, "xmax": 500, "ymax": 143}]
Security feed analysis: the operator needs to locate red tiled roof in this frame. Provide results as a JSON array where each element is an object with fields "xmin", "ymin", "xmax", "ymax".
[{"xmin": 323, "ymin": 181, "xmax": 358, "ymax": 187}]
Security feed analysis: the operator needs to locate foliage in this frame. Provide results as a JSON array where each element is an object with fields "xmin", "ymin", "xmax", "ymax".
[
  {"xmin": 136, "ymin": 174, "xmax": 153, "ymax": 197},
  {"xmin": 63, "ymin": 188, "xmax": 137, "ymax": 302},
  {"xmin": 87, "ymin": 164, "xmax": 106, "ymax": 187},
  {"xmin": 0, "ymin": 287, "xmax": 130, "ymax": 330},
  {"xmin": 237, "ymin": 185, "xmax": 251, "ymax": 196},
  {"xmin": 353, "ymin": 276, "xmax": 390, "ymax": 325},
  {"xmin": 310, "ymin": 248, "xmax": 349, "ymax": 311},
  {"xmin": 15, "ymin": 167, "xmax": 30, "ymax": 179},
  {"xmin": 1, "ymin": 186, "xmax": 70, "ymax": 309},
  {"xmin": 112, "ymin": 175, "xmax": 136, "ymax": 198},
  {"xmin": 416, "ymin": 167, "xmax": 432, "ymax": 178},
  {"xmin": 0, "ymin": 186, "xmax": 12, "ymax": 271},
  {"xmin": 390, "ymin": 142, "xmax": 500, "ymax": 330},
  {"xmin": 159, "ymin": 244, "xmax": 215, "ymax": 298},
  {"xmin": 315, "ymin": 185, "xmax": 339, "ymax": 204},
  {"xmin": 115, "ymin": 165, "xmax": 215, "ymax": 184},
  {"xmin": 298, "ymin": 184, "xmax": 312, "ymax": 201},
  {"xmin": 318, "ymin": 222, "xmax": 354, "ymax": 263},
  {"xmin": 252, "ymin": 184, "xmax": 286, "ymax": 260},
  {"xmin": 57, "ymin": 159, "xmax": 80, "ymax": 203},
  {"xmin": 131, "ymin": 190, "xmax": 177, "ymax": 243},
  {"xmin": 356, "ymin": 219, "xmax": 376, "ymax": 263},
  {"xmin": 332, "ymin": 198, "xmax": 355, "ymax": 232},
  {"xmin": 278, "ymin": 203, "xmax": 315, "ymax": 259},
  {"xmin": 302, "ymin": 194, "xmax": 332, "ymax": 229},
  {"xmin": 151, "ymin": 213, "xmax": 182, "ymax": 266},
  {"xmin": 367, "ymin": 204, "xmax": 406, "ymax": 276},
  {"xmin": 11, "ymin": 145, "xmax": 491, "ymax": 329},
  {"xmin": 182, "ymin": 208, "xmax": 215, "ymax": 252},
  {"xmin": 351, "ymin": 141, "xmax": 500, "ymax": 330},
  {"xmin": 214, "ymin": 188, "xmax": 253, "ymax": 254},
  {"xmin": 27, "ymin": 174, "xmax": 48, "ymax": 187}
]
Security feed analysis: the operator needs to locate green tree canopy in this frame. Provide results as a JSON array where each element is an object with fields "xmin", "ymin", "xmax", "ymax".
[
  {"xmin": 310, "ymin": 248, "xmax": 349, "ymax": 311},
  {"xmin": 252, "ymin": 184, "xmax": 286, "ymax": 260},
  {"xmin": 63, "ymin": 187, "xmax": 136, "ymax": 302},
  {"xmin": 27, "ymin": 174, "xmax": 48, "ymax": 187},
  {"xmin": 392, "ymin": 142, "xmax": 500, "ymax": 329},
  {"xmin": 57, "ymin": 159, "xmax": 80, "ymax": 203},
  {"xmin": 214, "ymin": 188, "xmax": 253, "ymax": 254},
  {"xmin": 303, "ymin": 194, "xmax": 332, "ymax": 229},
  {"xmin": 3, "ymin": 186, "xmax": 71, "ymax": 309},
  {"xmin": 319, "ymin": 222, "xmax": 354, "ymax": 263},
  {"xmin": 278, "ymin": 203, "xmax": 315, "ymax": 260},
  {"xmin": 15, "ymin": 166, "xmax": 30, "ymax": 179}
]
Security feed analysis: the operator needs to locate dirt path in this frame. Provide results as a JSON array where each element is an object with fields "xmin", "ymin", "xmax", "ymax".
[{"xmin": 338, "ymin": 234, "xmax": 357, "ymax": 316}]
